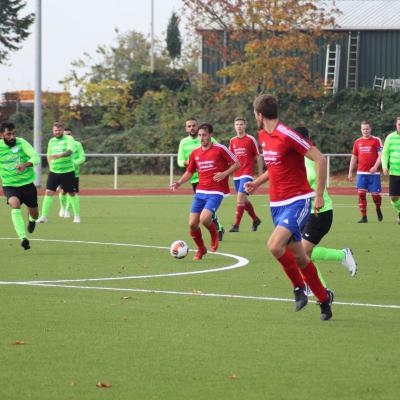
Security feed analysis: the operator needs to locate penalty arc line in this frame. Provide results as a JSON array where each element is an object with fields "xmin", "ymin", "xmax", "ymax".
[{"xmin": 0, "ymin": 237, "xmax": 249, "ymax": 284}]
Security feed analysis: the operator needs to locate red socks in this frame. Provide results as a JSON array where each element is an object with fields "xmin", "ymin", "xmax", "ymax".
[
  {"xmin": 235, "ymin": 205, "xmax": 245, "ymax": 226},
  {"xmin": 190, "ymin": 228, "xmax": 206, "ymax": 251},
  {"xmin": 245, "ymin": 201, "xmax": 257, "ymax": 220},
  {"xmin": 277, "ymin": 249, "xmax": 305, "ymax": 288},
  {"xmin": 372, "ymin": 194, "xmax": 382, "ymax": 209},
  {"xmin": 358, "ymin": 191, "xmax": 367, "ymax": 217},
  {"xmin": 301, "ymin": 261, "xmax": 329, "ymax": 303}
]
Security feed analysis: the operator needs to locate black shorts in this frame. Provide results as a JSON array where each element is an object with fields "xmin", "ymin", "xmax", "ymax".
[
  {"xmin": 3, "ymin": 183, "xmax": 38, "ymax": 208},
  {"xmin": 60, "ymin": 176, "xmax": 79, "ymax": 193},
  {"xmin": 47, "ymin": 171, "xmax": 76, "ymax": 193},
  {"xmin": 301, "ymin": 209, "xmax": 333, "ymax": 245},
  {"xmin": 389, "ymin": 175, "xmax": 400, "ymax": 196}
]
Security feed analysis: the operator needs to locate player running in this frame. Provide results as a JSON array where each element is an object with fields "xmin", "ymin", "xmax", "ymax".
[
  {"xmin": 37, "ymin": 122, "xmax": 77, "ymax": 223},
  {"xmin": 58, "ymin": 127, "xmax": 86, "ymax": 223},
  {"xmin": 295, "ymin": 127, "xmax": 357, "ymax": 290},
  {"xmin": 228, "ymin": 117, "xmax": 263, "ymax": 232},
  {"xmin": 177, "ymin": 118, "xmax": 225, "ymax": 241},
  {"xmin": 0, "ymin": 122, "xmax": 40, "ymax": 250},
  {"xmin": 348, "ymin": 121, "xmax": 383, "ymax": 223},
  {"xmin": 245, "ymin": 94, "xmax": 334, "ymax": 321},
  {"xmin": 171, "ymin": 123, "xmax": 239, "ymax": 260}
]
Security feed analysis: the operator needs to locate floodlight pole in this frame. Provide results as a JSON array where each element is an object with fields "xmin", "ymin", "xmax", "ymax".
[
  {"xmin": 34, "ymin": 0, "xmax": 42, "ymax": 186},
  {"xmin": 150, "ymin": 0, "xmax": 154, "ymax": 72}
]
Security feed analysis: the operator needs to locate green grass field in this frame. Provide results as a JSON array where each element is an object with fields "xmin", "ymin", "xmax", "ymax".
[{"xmin": 0, "ymin": 194, "xmax": 399, "ymax": 399}]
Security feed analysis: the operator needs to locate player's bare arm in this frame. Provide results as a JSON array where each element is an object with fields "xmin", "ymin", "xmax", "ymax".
[
  {"xmin": 213, "ymin": 161, "xmax": 240, "ymax": 182},
  {"xmin": 256, "ymin": 154, "xmax": 264, "ymax": 177},
  {"xmin": 305, "ymin": 146, "xmax": 327, "ymax": 210},
  {"xmin": 170, "ymin": 171, "xmax": 193, "ymax": 191},
  {"xmin": 245, "ymin": 170, "xmax": 269, "ymax": 194},
  {"xmin": 348, "ymin": 155, "xmax": 357, "ymax": 181}
]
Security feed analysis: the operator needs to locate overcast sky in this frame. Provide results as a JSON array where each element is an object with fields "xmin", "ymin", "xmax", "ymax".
[{"xmin": 0, "ymin": 0, "xmax": 183, "ymax": 93}]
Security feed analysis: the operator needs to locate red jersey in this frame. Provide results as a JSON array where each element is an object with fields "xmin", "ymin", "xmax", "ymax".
[
  {"xmin": 352, "ymin": 136, "xmax": 382, "ymax": 174},
  {"xmin": 258, "ymin": 123, "xmax": 314, "ymax": 206},
  {"xmin": 229, "ymin": 134, "xmax": 260, "ymax": 179},
  {"xmin": 187, "ymin": 143, "xmax": 237, "ymax": 195}
]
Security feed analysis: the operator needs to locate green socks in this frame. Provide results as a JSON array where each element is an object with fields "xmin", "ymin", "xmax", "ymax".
[
  {"xmin": 311, "ymin": 247, "xmax": 344, "ymax": 262},
  {"xmin": 41, "ymin": 195, "xmax": 54, "ymax": 217},
  {"xmin": 391, "ymin": 199, "xmax": 400, "ymax": 212},
  {"xmin": 59, "ymin": 192, "xmax": 68, "ymax": 210},
  {"xmin": 69, "ymin": 194, "xmax": 80, "ymax": 217},
  {"xmin": 11, "ymin": 209, "xmax": 26, "ymax": 240}
]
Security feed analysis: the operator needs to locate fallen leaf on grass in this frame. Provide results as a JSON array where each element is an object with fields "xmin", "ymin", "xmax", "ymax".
[
  {"xmin": 13, "ymin": 340, "xmax": 26, "ymax": 345},
  {"xmin": 121, "ymin": 296, "xmax": 132, "ymax": 300},
  {"xmin": 96, "ymin": 382, "xmax": 112, "ymax": 388},
  {"xmin": 229, "ymin": 374, "xmax": 239, "ymax": 380},
  {"xmin": 192, "ymin": 289, "xmax": 203, "ymax": 295}
]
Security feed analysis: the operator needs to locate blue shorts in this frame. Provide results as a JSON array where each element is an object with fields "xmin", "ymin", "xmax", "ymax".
[
  {"xmin": 190, "ymin": 193, "xmax": 224, "ymax": 214},
  {"xmin": 356, "ymin": 174, "xmax": 381, "ymax": 193},
  {"xmin": 270, "ymin": 198, "xmax": 311, "ymax": 242},
  {"xmin": 234, "ymin": 177, "xmax": 254, "ymax": 194}
]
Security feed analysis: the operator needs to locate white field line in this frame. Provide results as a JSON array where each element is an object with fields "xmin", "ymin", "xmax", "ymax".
[
  {"xmin": 1, "ymin": 238, "xmax": 399, "ymax": 310},
  {"xmin": 9, "ymin": 282, "xmax": 400, "ymax": 310},
  {"xmin": 0, "ymin": 238, "xmax": 248, "ymax": 284}
]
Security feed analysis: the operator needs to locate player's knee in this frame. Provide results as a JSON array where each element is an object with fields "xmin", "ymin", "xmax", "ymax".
[{"xmin": 267, "ymin": 239, "xmax": 283, "ymax": 258}]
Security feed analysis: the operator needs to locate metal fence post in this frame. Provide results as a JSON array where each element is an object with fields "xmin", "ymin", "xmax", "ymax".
[
  {"xmin": 326, "ymin": 155, "xmax": 330, "ymax": 188},
  {"xmin": 170, "ymin": 155, "xmax": 174, "ymax": 186},
  {"xmin": 114, "ymin": 156, "xmax": 118, "ymax": 190}
]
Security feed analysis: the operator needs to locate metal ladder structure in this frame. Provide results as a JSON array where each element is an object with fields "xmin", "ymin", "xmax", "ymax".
[
  {"xmin": 346, "ymin": 31, "xmax": 360, "ymax": 89},
  {"xmin": 373, "ymin": 75, "xmax": 385, "ymax": 90},
  {"xmin": 324, "ymin": 44, "xmax": 341, "ymax": 94}
]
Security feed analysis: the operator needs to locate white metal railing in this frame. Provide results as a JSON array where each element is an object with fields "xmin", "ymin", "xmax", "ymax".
[{"xmin": 39, "ymin": 153, "xmax": 352, "ymax": 189}]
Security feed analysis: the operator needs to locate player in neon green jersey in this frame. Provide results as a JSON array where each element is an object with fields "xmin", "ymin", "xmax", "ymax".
[
  {"xmin": 178, "ymin": 118, "xmax": 225, "ymax": 240},
  {"xmin": 382, "ymin": 116, "xmax": 400, "ymax": 224},
  {"xmin": 0, "ymin": 122, "xmax": 40, "ymax": 250},
  {"xmin": 37, "ymin": 122, "xmax": 77, "ymax": 223},
  {"xmin": 58, "ymin": 128, "xmax": 85, "ymax": 223},
  {"xmin": 295, "ymin": 127, "xmax": 357, "ymax": 294}
]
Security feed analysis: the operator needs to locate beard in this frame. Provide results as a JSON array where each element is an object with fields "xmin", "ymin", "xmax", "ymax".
[
  {"xmin": 5, "ymin": 138, "xmax": 16, "ymax": 147},
  {"xmin": 189, "ymin": 131, "xmax": 197, "ymax": 137}
]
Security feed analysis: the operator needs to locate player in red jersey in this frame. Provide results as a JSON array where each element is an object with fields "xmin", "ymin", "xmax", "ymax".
[
  {"xmin": 170, "ymin": 123, "xmax": 239, "ymax": 260},
  {"xmin": 348, "ymin": 121, "xmax": 383, "ymax": 223},
  {"xmin": 229, "ymin": 117, "xmax": 263, "ymax": 232},
  {"xmin": 245, "ymin": 94, "xmax": 334, "ymax": 321}
]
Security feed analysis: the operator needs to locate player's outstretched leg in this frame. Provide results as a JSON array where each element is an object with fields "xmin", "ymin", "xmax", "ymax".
[
  {"xmin": 390, "ymin": 199, "xmax": 400, "ymax": 224},
  {"xmin": 311, "ymin": 247, "xmax": 357, "ymax": 277},
  {"xmin": 70, "ymin": 194, "xmax": 81, "ymax": 223},
  {"xmin": 244, "ymin": 201, "xmax": 261, "ymax": 231},
  {"xmin": 212, "ymin": 212, "xmax": 224, "ymax": 241}
]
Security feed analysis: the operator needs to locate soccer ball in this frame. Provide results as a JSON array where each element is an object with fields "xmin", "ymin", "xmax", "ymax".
[{"xmin": 170, "ymin": 240, "xmax": 189, "ymax": 259}]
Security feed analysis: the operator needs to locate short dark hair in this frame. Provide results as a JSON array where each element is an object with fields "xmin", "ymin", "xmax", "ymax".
[
  {"xmin": 198, "ymin": 123, "xmax": 213, "ymax": 134},
  {"xmin": 1, "ymin": 121, "xmax": 15, "ymax": 131},
  {"xmin": 64, "ymin": 127, "xmax": 72, "ymax": 132},
  {"xmin": 53, "ymin": 122, "xmax": 63, "ymax": 128},
  {"xmin": 253, "ymin": 94, "xmax": 278, "ymax": 119},
  {"xmin": 186, "ymin": 117, "xmax": 197, "ymax": 123},
  {"xmin": 234, "ymin": 117, "xmax": 246, "ymax": 123},
  {"xmin": 396, "ymin": 116, "xmax": 400, "ymax": 122},
  {"xmin": 294, "ymin": 126, "xmax": 310, "ymax": 140},
  {"xmin": 361, "ymin": 120, "xmax": 372, "ymax": 128}
]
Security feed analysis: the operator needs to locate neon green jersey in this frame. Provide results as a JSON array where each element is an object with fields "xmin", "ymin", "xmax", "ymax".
[
  {"xmin": 47, "ymin": 134, "xmax": 76, "ymax": 173},
  {"xmin": 72, "ymin": 140, "xmax": 86, "ymax": 177},
  {"xmin": 381, "ymin": 131, "xmax": 400, "ymax": 176},
  {"xmin": 305, "ymin": 157, "xmax": 332, "ymax": 212},
  {"xmin": 0, "ymin": 138, "xmax": 40, "ymax": 187},
  {"xmin": 177, "ymin": 135, "xmax": 217, "ymax": 184}
]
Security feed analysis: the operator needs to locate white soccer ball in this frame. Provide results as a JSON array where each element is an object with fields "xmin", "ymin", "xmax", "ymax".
[{"xmin": 170, "ymin": 240, "xmax": 189, "ymax": 259}]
